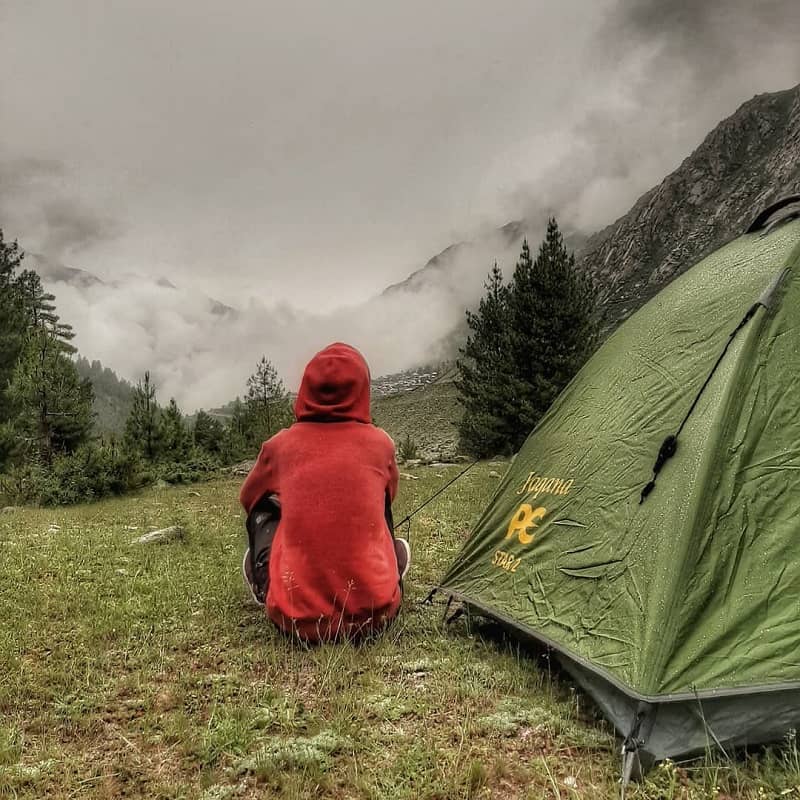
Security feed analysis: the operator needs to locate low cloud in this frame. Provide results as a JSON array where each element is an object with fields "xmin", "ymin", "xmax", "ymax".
[
  {"xmin": 49, "ymin": 226, "xmax": 524, "ymax": 411},
  {"xmin": 0, "ymin": 158, "xmax": 123, "ymax": 259},
  {"xmin": 5, "ymin": 156, "xmax": 525, "ymax": 410}
]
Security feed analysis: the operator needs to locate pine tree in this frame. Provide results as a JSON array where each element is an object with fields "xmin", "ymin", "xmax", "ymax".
[
  {"xmin": 506, "ymin": 219, "xmax": 597, "ymax": 448},
  {"xmin": 124, "ymin": 372, "xmax": 162, "ymax": 462},
  {"xmin": 2, "ymin": 248, "xmax": 93, "ymax": 465},
  {"xmin": 16, "ymin": 270, "xmax": 77, "ymax": 353},
  {"xmin": 455, "ymin": 263, "xmax": 516, "ymax": 457},
  {"xmin": 220, "ymin": 399, "xmax": 249, "ymax": 460},
  {"xmin": 455, "ymin": 220, "xmax": 597, "ymax": 456},
  {"xmin": 245, "ymin": 357, "xmax": 291, "ymax": 444},
  {"xmin": 9, "ymin": 327, "xmax": 94, "ymax": 464},
  {"xmin": 0, "ymin": 231, "xmax": 28, "ymax": 465},
  {"xmin": 193, "ymin": 409, "xmax": 224, "ymax": 456},
  {"xmin": 160, "ymin": 398, "xmax": 189, "ymax": 461}
]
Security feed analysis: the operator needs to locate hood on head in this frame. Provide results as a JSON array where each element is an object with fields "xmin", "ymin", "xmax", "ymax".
[{"xmin": 294, "ymin": 342, "xmax": 372, "ymax": 423}]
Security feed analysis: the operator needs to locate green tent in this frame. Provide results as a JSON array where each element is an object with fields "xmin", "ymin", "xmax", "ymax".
[{"xmin": 438, "ymin": 198, "xmax": 800, "ymax": 777}]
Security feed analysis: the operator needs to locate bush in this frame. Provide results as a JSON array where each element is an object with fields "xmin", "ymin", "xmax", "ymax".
[
  {"xmin": 0, "ymin": 444, "xmax": 143, "ymax": 506},
  {"xmin": 157, "ymin": 449, "xmax": 220, "ymax": 485},
  {"xmin": 397, "ymin": 434, "xmax": 418, "ymax": 462},
  {"xmin": 0, "ymin": 461, "xmax": 53, "ymax": 506}
]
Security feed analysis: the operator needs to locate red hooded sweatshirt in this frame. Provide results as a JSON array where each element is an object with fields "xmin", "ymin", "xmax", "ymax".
[{"xmin": 239, "ymin": 343, "xmax": 401, "ymax": 641}]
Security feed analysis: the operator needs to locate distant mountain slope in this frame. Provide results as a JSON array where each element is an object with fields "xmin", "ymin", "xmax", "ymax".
[
  {"xmin": 26, "ymin": 253, "xmax": 105, "ymax": 289},
  {"xmin": 75, "ymin": 356, "xmax": 136, "ymax": 437},
  {"xmin": 27, "ymin": 252, "xmax": 238, "ymax": 318},
  {"xmin": 373, "ymin": 380, "xmax": 462, "ymax": 461},
  {"xmin": 381, "ymin": 84, "xmax": 800, "ymax": 355},
  {"xmin": 382, "ymin": 222, "xmax": 527, "ymax": 298},
  {"xmin": 382, "ymin": 221, "xmax": 588, "ymax": 303},
  {"xmin": 579, "ymin": 84, "xmax": 800, "ymax": 325}
]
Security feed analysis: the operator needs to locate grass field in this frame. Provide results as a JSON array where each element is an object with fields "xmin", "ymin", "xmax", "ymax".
[{"xmin": 2, "ymin": 465, "xmax": 799, "ymax": 799}]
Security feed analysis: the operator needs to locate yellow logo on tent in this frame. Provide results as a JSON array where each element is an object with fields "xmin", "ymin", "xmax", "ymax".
[
  {"xmin": 505, "ymin": 504, "xmax": 547, "ymax": 545},
  {"xmin": 516, "ymin": 472, "xmax": 574, "ymax": 498}
]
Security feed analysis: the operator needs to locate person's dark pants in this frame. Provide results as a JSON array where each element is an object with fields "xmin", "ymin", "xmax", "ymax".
[{"xmin": 244, "ymin": 491, "xmax": 402, "ymax": 605}]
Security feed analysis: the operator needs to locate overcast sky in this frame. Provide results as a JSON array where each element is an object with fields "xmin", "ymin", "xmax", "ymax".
[
  {"xmin": 3, "ymin": 0, "xmax": 798, "ymax": 311},
  {"xmin": 1, "ymin": 2, "xmax": 799, "ymax": 407}
]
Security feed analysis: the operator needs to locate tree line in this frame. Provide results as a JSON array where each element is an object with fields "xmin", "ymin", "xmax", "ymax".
[{"xmin": 0, "ymin": 229, "xmax": 292, "ymax": 506}]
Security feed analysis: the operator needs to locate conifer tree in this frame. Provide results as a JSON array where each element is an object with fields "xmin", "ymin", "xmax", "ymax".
[
  {"xmin": 9, "ymin": 327, "xmax": 94, "ymax": 464},
  {"xmin": 0, "ymin": 231, "xmax": 28, "ymax": 465},
  {"xmin": 2, "ymin": 247, "xmax": 93, "ymax": 465},
  {"xmin": 455, "ymin": 263, "xmax": 516, "ymax": 457},
  {"xmin": 245, "ymin": 357, "xmax": 291, "ymax": 444},
  {"xmin": 16, "ymin": 271, "xmax": 75, "ymax": 349},
  {"xmin": 193, "ymin": 409, "xmax": 225, "ymax": 456},
  {"xmin": 506, "ymin": 219, "xmax": 596, "ymax": 448},
  {"xmin": 456, "ymin": 219, "xmax": 597, "ymax": 456},
  {"xmin": 160, "ymin": 398, "xmax": 190, "ymax": 461},
  {"xmin": 124, "ymin": 372, "xmax": 162, "ymax": 462}
]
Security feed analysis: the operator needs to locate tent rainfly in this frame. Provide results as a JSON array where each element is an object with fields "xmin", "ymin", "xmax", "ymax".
[{"xmin": 437, "ymin": 197, "xmax": 800, "ymax": 780}]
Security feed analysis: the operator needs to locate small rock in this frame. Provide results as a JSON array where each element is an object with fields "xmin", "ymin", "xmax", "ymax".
[
  {"xmin": 135, "ymin": 525, "xmax": 186, "ymax": 545},
  {"xmin": 488, "ymin": 470, "xmax": 502, "ymax": 478},
  {"xmin": 124, "ymin": 525, "xmax": 139, "ymax": 531},
  {"xmin": 187, "ymin": 490, "xmax": 201, "ymax": 497},
  {"xmin": 1, "ymin": 506, "xmax": 17, "ymax": 515},
  {"xmin": 399, "ymin": 472, "xmax": 419, "ymax": 481},
  {"xmin": 231, "ymin": 460, "xmax": 256, "ymax": 476}
]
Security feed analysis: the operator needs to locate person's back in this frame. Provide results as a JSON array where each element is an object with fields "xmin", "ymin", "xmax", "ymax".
[{"xmin": 240, "ymin": 343, "xmax": 402, "ymax": 641}]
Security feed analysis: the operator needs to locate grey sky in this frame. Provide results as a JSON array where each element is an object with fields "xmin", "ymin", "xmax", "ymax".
[
  {"xmin": 3, "ymin": 1, "xmax": 795, "ymax": 309},
  {"xmin": 1, "ymin": 1, "xmax": 799, "ymax": 406}
]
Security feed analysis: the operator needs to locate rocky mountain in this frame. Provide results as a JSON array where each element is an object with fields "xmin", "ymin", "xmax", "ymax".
[
  {"xmin": 26, "ymin": 253, "xmax": 105, "ymax": 289},
  {"xmin": 27, "ymin": 252, "xmax": 237, "ymax": 318},
  {"xmin": 579, "ymin": 84, "xmax": 800, "ymax": 326},
  {"xmin": 383, "ymin": 83, "xmax": 800, "ymax": 342}
]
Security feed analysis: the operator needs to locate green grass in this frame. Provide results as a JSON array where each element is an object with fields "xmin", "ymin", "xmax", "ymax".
[{"xmin": 2, "ymin": 467, "xmax": 799, "ymax": 798}]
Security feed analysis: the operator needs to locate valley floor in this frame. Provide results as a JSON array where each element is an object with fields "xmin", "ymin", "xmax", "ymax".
[{"xmin": 1, "ymin": 468, "xmax": 798, "ymax": 799}]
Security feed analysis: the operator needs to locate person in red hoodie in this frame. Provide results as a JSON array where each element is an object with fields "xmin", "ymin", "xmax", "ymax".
[{"xmin": 239, "ymin": 342, "xmax": 410, "ymax": 642}]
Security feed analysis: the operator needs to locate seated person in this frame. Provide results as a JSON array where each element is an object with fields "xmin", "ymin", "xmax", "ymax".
[{"xmin": 239, "ymin": 342, "xmax": 410, "ymax": 642}]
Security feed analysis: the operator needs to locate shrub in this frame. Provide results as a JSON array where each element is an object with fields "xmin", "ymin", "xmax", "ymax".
[
  {"xmin": 157, "ymin": 449, "xmax": 220, "ymax": 485},
  {"xmin": 0, "ymin": 445, "xmax": 143, "ymax": 506},
  {"xmin": 397, "ymin": 434, "xmax": 418, "ymax": 462}
]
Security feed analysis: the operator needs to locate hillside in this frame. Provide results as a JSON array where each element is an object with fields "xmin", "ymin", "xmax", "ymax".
[
  {"xmin": 382, "ymin": 83, "xmax": 800, "ymax": 349},
  {"xmin": 75, "ymin": 356, "xmax": 136, "ymax": 437},
  {"xmin": 579, "ymin": 84, "xmax": 800, "ymax": 326},
  {"xmin": 373, "ymin": 370, "xmax": 463, "ymax": 461}
]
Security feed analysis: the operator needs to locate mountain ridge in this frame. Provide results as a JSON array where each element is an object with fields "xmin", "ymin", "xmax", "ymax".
[{"xmin": 578, "ymin": 84, "xmax": 800, "ymax": 324}]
